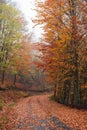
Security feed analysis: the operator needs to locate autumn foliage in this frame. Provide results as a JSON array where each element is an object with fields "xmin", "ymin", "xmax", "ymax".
[
  {"xmin": 34, "ymin": 0, "xmax": 87, "ymax": 107},
  {"xmin": 0, "ymin": 3, "xmax": 32, "ymax": 87}
]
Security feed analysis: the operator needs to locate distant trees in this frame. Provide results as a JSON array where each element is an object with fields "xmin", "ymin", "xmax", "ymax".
[
  {"xmin": 0, "ymin": 3, "xmax": 32, "ymax": 86},
  {"xmin": 12, "ymin": 35, "xmax": 31, "ymax": 85},
  {"xmin": 34, "ymin": 0, "xmax": 87, "ymax": 106},
  {"xmin": 0, "ymin": 3, "xmax": 22, "ymax": 84}
]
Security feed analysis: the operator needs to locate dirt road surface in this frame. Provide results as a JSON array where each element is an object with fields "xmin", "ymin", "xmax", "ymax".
[{"xmin": 8, "ymin": 94, "xmax": 87, "ymax": 130}]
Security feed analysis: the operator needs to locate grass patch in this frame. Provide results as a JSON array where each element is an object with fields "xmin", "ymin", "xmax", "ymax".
[
  {"xmin": 1, "ymin": 116, "xmax": 8, "ymax": 124},
  {"xmin": 11, "ymin": 128, "xmax": 17, "ymax": 130},
  {"xmin": 0, "ymin": 123, "xmax": 3, "ymax": 128},
  {"xmin": 8, "ymin": 102, "xmax": 15, "ymax": 109},
  {"xmin": 0, "ymin": 100, "xmax": 4, "ymax": 110},
  {"xmin": 0, "ymin": 116, "xmax": 8, "ymax": 129},
  {"xmin": 50, "ymin": 95, "xmax": 55, "ymax": 101}
]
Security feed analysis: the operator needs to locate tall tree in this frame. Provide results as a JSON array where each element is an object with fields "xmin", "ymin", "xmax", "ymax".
[
  {"xmin": 34, "ymin": 0, "xmax": 87, "ymax": 106},
  {"xmin": 0, "ymin": 3, "xmax": 22, "ymax": 84},
  {"xmin": 12, "ymin": 35, "xmax": 31, "ymax": 85}
]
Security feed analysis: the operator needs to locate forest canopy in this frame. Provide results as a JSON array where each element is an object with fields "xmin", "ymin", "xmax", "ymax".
[{"xmin": 34, "ymin": 0, "xmax": 87, "ymax": 107}]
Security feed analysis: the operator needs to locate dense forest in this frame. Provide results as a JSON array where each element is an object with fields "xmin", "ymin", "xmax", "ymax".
[
  {"xmin": 0, "ymin": 3, "xmax": 31, "ymax": 85},
  {"xmin": 33, "ymin": 0, "xmax": 87, "ymax": 107},
  {"xmin": 0, "ymin": 0, "xmax": 46, "ymax": 91},
  {"xmin": 0, "ymin": 0, "xmax": 87, "ymax": 130},
  {"xmin": 0, "ymin": 0, "xmax": 87, "ymax": 106}
]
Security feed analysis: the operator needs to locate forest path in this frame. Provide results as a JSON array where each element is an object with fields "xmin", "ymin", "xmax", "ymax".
[{"xmin": 11, "ymin": 94, "xmax": 87, "ymax": 130}]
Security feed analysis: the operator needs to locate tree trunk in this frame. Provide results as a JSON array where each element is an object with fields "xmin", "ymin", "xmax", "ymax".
[
  {"xmin": 73, "ymin": 50, "xmax": 80, "ymax": 105},
  {"xmin": 54, "ymin": 84, "xmax": 56, "ymax": 97},
  {"xmin": 68, "ymin": 0, "xmax": 80, "ymax": 106},
  {"xmin": 1, "ymin": 71, "xmax": 5, "ymax": 84},
  {"xmin": 13, "ymin": 74, "xmax": 16, "ymax": 86}
]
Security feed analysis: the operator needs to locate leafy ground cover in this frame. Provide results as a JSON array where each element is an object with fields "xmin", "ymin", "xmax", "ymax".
[
  {"xmin": 0, "ymin": 90, "xmax": 30, "ymax": 129},
  {"xmin": 0, "ymin": 93, "xmax": 86, "ymax": 130}
]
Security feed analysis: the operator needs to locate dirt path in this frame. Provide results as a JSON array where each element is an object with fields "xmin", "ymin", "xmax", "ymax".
[{"xmin": 8, "ymin": 94, "xmax": 87, "ymax": 130}]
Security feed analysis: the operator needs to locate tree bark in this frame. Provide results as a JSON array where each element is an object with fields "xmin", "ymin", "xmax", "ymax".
[
  {"xmin": 1, "ymin": 70, "xmax": 5, "ymax": 84},
  {"xmin": 68, "ymin": 0, "xmax": 80, "ymax": 106},
  {"xmin": 13, "ymin": 74, "xmax": 16, "ymax": 86}
]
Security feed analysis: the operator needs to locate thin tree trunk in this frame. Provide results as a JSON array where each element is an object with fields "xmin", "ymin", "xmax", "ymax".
[
  {"xmin": 1, "ymin": 70, "xmax": 5, "ymax": 84},
  {"xmin": 54, "ymin": 84, "xmax": 56, "ymax": 97},
  {"xmin": 13, "ymin": 74, "xmax": 16, "ymax": 86}
]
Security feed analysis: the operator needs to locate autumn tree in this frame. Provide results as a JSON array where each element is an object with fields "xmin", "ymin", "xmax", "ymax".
[
  {"xmin": 34, "ymin": 0, "xmax": 87, "ymax": 106},
  {"xmin": 12, "ymin": 35, "xmax": 31, "ymax": 85},
  {"xmin": 0, "ymin": 3, "xmax": 22, "ymax": 84}
]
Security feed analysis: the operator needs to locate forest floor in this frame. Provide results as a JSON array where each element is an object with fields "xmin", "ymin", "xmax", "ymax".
[{"xmin": 0, "ymin": 91, "xmax": 87, "ymax": 130}]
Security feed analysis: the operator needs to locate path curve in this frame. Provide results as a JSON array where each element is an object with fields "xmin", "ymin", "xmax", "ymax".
[{"xmin": 8, "ymin": 94, "xmax": 87, "ymax": 130}]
